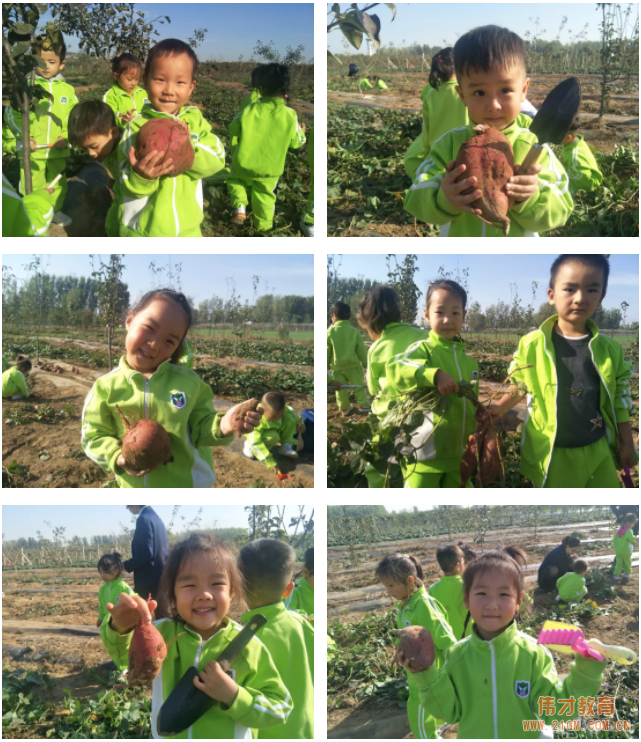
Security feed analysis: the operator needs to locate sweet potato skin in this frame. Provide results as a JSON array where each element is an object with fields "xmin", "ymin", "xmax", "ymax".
[
  {"xmin": 136, "ymin": 118, "xmax": 195, "ymax": 176},
  {"xmin": 128, "ymin": 600, "xmax": 167, "ymax": 686},
  {"xmin": 397, "ymin": 625, "xmax": 435, "ymax": 671},
  {"xmin": 117, "ymin": 405, "xmax": 173, "ymax": 471},
  {"xmin": 232, "ymin": 398, "xmax": 260, "ymax": 438},
  {"xmin": 480, "ymin": 429, "xmax": 500, "ymax": 485}
]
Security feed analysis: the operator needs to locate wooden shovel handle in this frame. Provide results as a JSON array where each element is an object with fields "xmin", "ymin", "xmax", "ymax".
[{"xmin": 520, "ymin": 143, "xmax": 544, "ymax": 173}]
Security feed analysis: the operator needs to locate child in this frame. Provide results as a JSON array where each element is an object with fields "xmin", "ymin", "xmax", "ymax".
[
  {"xmin": 377, "ymin": 553, "xmax": 456, "ymax": 740},
  {"xmin": 327, "ymin": 301, "xmax": 369, "ymax": 416},
  {"xmin": 404, "ymin": 25, "xmax": 573, "ymax": 237},
  {"xmin": 68, "ymin": 100, "xmax": 122, "ymax": 237},
  {"xmin": 238, "ymin": 539, "xmax": 314, "ymax": 738},
  {"xmin": 118, "ymin": 39, "xmax": 226, "ymax": 237},
  {"xmin": 103, "ymin": 53, "xmax": 148, "ymax": 130},
  {"xmin": 358, "ymin": 77, "xmax": 373, "ymax": 91},
  {"xmin": 227, "ymin": 63, "xmax": 306, "ymax": 232},
  {"xmin": 2, "ymin": 173, "xmax": 55, "ymax": 237},
  {"xmin": 556, "ymin": 559, "xmax": 588, "ymax": 602},
  {"xmin": 101, "ymin": 533, "xmax": 292, "ymax": 738},
  {"xmin": 457, "ymin": 541, "xmax": 477, "ymax": 567},
  {"xmin": 2, "ymin": 358, "xmax": 31, "ymax": 399},
  {"xmin": 385, "ymin": 279, "xmax": 480, "ymax": 488},
  {"xmin": 243, "ymin": 391, "xmax": 302, "ymax": 482},
  {"xmin": 487, "ymin": 255, "xmax": 637, "ymax": 487},
  {"xmin": 613, "ymin": 512, "xmax": 637, "ymax": 580},
  {"xmin": 560, "ymin": 113, "xmax": 603, "ymax": 195},
  {"xmin": 97, "ymin": 551, "xmax": 135, "ymax": 629},
  {"xmin": 5, "ymin": 32, "xmax": 77, "ymax": 227},
  {"xmin": 284, "ymin": 547, "xmax": 314, "ymax": 618},
  {"xmin": 428, "ymin": 544, "xmax": 469, "ymax": 640},
  {"xmin": 81, "ymin": 289, "xmax": 262, "ymax": 488},
  {"xmin": 538, "ymin": 535, "xmax": 581, "ymax": 591},
  {"xmin": 230, "ymin": 67, "xmax": 263, "ymax": 151},
  {"xmin": 398, "ymin": 547, "xmax": 605, "ymax": 738},
  {"xmin": 300, "ymin": 126, "xmax": 314, "ymax": 236}
]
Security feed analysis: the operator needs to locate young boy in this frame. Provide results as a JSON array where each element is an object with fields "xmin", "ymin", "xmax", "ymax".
[
  {"xmin": 2, "ymin": 358, "xmax": 32, "ymax": 399},
  {"xmin": 243, "ymin": 391, "xmax": 303, "ymax": 481},
  {"xmin": 5, "ymin": 33, "xmax": 77, "ymax": 227},
  {"xmin": 68, "ymin": 101, "xmax": 122, "ymax": 237},
  {"xmin": 117, "ymin": 39, "xmax": 226, "ymax": 237},
  {"xmin": 560, "ymin": 114, "xmax": 603, "ymax": 195},
  {"xmin": 405, "ymin": 25, "xmax": 573, "ymax": 237},
  {"xmin": 3, "ymin": 173, "xmax": 55, "ymax": 237},
  {"xmin": 284, "ymin": 547, "xmax": 314, "ymax": 618},
  {"xmin": 327, "ymin": 301, "xmax": 370, "ymax": 416},
  {"xmin": 556, "ymin": 559, "xmax": 588, "ymax": 602},
  {"xmin": 428, "ymin": 544, "xmax": 468, "ymax": 640},
  {"xmin": 488, "ymin": 255, "xmax": 637, "ymax": 487},
  {"xmin": 238, "ymin": 539, "xmax": 314, "ymax": 738}
]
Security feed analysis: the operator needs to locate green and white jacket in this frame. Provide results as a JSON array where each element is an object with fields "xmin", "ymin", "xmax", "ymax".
[
  {"xmin": 327, "ymin": 320, "xmax": 367, "ymax": 371},
  {"xmin": 556, "ymin": 571, "xmax": 587, "ymax": 602},
  {"xmin": 97, "ymin": 578, "xmax": 135, "ymax": 622},
  {"xmin": 2, "ymin": 365, "xmax": 30, "ymax": 398},
  {"xmin": 2, "ymin": 174, "xmax": 54, "ymax": 237},
  {"xmin": 103, "ymin": 84, "xmax": 149, "ymax": 129},
  {"xmin": 509, "ymin": 315, "xmax": 635, "ymax": 487},
  {"xmin": 284, "ymin": 576, "xmax": 314, "ymax": 618},
  {"xmin": 560, "ymin": 135, "xmax": 603, "ymax": 194},
  {"xmin": 428, "ymin": 574, "xmax": 469, "ymax": 642}
]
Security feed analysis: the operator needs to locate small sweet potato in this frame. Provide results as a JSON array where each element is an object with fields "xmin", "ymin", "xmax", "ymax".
[
  {"xmin": 460, "ymin": 432, "xmax": 478, "ymax": 487},
  {"xmin": 396, "ymin": 626, "xmax": 435, "ymax": 671},
  {"xmin": 231, "ymin": 398, "xmax": 260, "ymax": 438},
  {"xmin": 128, "ymin": 598, "xmax": 166, "ymax": 686},
  {"xmin": 480, "ymin": 428, "xmax": 500, "ymax": 485}
]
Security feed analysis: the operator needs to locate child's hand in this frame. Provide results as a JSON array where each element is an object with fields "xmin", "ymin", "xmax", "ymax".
[
  {"xmin": 440, "ymin": 160, "xmax": 483, "ymax": 216},
  {"xmin": 220, "ymin": 401, "xmax": 263, "ymax": 437},
  {"xmin": 435, "ymin": 369, "xmax": 459, "ymax": 396},
  {"xmin": 616, "ymin": 438, "xmax": 638, "ymax": 470},
  {"xmin": 506, "ymin": 162, "xmax": 542, "ymax": 203},
  {"xmin": 96, "ymin": 619, "xmax": 102, "ymax": 628},
  {"xmin": 116, "ymin": 453, "xmax": 157, "ymax": 477},
  {"xmin": 394, "ymin": 646, "xmax": 424, "ymax": 674},
  {"xmin": 128, "ymin": 145, "xmax": 174, "ymax": 180},
  {"xmin": 123, "ymin": 109, "xmax": 136, "ymax": 123},
  {"xmin": 106, "ymin": 593, "xmax": 156, "ymax": 634},
  {"xmin": 193, "ymin": 660, "xmax": 239, "ymax": 707},
  {"xmin": 53, "ymin": 137, "xmax": 67, "ymax": 150},
  {"xmin": 45, "ymin": 187, "xmax": 55, "ymax": 195},
  {"xmin": 30, "ymin": 137, "xmax": 37, "ymax": 151},
  {"xmin": 328, "ymin": 380, "xmax": 342, "ymax": 390}
]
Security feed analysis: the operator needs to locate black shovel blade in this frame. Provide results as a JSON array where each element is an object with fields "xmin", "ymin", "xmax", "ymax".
[{"xmin": 529, "ymin": 77, "xmax": 581, "ymax": 145}]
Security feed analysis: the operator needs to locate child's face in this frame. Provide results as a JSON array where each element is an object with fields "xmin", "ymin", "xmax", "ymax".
[
  {"xmin": 114, "ymin": 67, "xmax": 140, "ymax": 93},
  {"xmin": 79, "ymin": 128, "xmax": 120, "ymax": 161},
  {"xmin": 38, "ymin": 49, "xmax": 65, "ymax": 79},
  {"xmin": 125, "ymin": 299, "xmax": 189, "ymax": 373},
  {"xmin": 456, "ymin": 62, "xmax": 528, "ymax": 130},
  {"xmin": 465, "ymin": 569, "xmax": 522, "ymax": 641},
  {"xmin": 380, "ymin": 575, "xmax": 412, "ymax": 601},
  {"xmin": 98, "ymin": 567, "xmax": 118, "ymax": 583},
  {"xmin": 425, "ymin": 289, "xmax": 466, "ymax": 340},
  {"xmin": 145, "ymin": 53, "xmax": 196, "ymax": 115},
  {"xmin": 547, "ymin": 262, "xmax": 606, "ymax": 326},
  {"xmin": 303, "ymin": 567, "xmax": 314, "ymax": 589},
  {"xmin": 174, "ymin": 552, "xmax": 233, "ymax": 639}
]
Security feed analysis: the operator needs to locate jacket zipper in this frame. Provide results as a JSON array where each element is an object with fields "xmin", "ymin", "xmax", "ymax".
[
  {"xmin": 540, "ymin": 329, "xmax": 558, "ymax": 488},
  {"xmin": 143, "ymin": 378, "xmax": 150, "ymax": 488},
  {"xmin": 489, "ymin": 640, "xmax": 498, "ymax": 738},
  {"xmin": 452, "ymin": 343, "xmax": 466, "ymax": 453},
  {"xmin": 46, "ymin": 80, "xmax": 52, "ymax": 156}
]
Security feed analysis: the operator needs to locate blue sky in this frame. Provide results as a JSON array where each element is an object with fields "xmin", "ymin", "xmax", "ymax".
[
  {"xmin": 2, "ymin": 254, "xmax": 314, "ymax": 305},
  {"xmin": 330, "ymin": 254, "xmax": 640, "ymax": 321},
  {"xmin": 41, "ymin": 4, "xmax": 313, "ymax": 63},
  {"xmin": 328, "ymin": 3, "xmax": 608, "ymax": 53}
]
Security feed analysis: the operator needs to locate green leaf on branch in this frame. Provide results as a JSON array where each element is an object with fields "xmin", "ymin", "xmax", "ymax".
[
  {"xmin": 10, "ymin": 22, "xmax": 35, "ymax": 34},
  {"xmin": 11, "ymin": 41, "xmax": 32, "ymax": 58}
]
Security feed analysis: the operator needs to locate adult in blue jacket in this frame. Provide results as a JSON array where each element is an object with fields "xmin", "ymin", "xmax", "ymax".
[
  {"xmin": 538, "ymin": 535, "xmax": 581, "ymax": 591},
  {"xmin": 124, "ymin": 506, "xmax": 168, "ymax": 601}
]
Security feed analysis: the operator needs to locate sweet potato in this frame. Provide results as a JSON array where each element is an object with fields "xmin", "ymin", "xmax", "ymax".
[
  {"xmin": 136, "ymin": 118, "xmax": 195, "ymax": 176},
  {"xmin": 231, "ymin": 398, "xmax": 260, "ymax": 438},
  {"xmin": 396, "ymin": 625, "xmax": 435, "ymax": 671},
  {"xmin": 117, "ymin": 405, "xmax": 173, "ymax": 471},
  {"xmin": 460, "ymin": 432, "xmax": 478, "ymax": 487},
  {"xmin": 455, "ymin": 124, "xmax": 514, "ymax": 235},
  {"xmin": 128, "ymin": 597, "xmax": 167, "ymax": 686},
  {"xmin": 480, "ymin": 428, "xmax": 500, "ymax": 485}
]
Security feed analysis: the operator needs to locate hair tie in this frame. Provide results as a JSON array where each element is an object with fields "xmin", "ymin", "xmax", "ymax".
[{"xmin": 438, "ymin": 55, "xmax": 443, "ymax": 62}]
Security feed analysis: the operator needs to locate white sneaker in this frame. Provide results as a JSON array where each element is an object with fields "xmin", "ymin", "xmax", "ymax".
[
  {"xmin": 357, "ymin": 404, "xmax": 371, "ymax": 412},
  {"xmin": 555, "ymin": 595, "xmax": 561, "ymax": 602},
  {"xmin": 614, "ymin": 575, "xmax": 620, "ymax": 580},
  {"xmin": 300, "ymin": 217, "xmax": 314, "ymax": 237},
  {"xmin": 243, "ymin": 441, "xmax": 255, "ymax": 459},
  {"xmin": 277, "ymin": 443, "xmax": 298, "ymax": 459},
  {"xmin": 52, "ymin": 211, "xmax": 72, "ymax": 226},
  {"xmin": 117, "ymin": 669, "xmax": 128, "ymax": 682},
  {"xmin": 230, "ymin": 208, "xmax": 246, "ymax": 226},
  {"xmin": 341, "ymin": 405, "xmax": 355, "ymax": 417}
]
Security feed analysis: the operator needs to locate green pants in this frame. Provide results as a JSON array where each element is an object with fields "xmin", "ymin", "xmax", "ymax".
[
  {"xmin": 20, "ymin": 156, "xmax": 67, "ymax": 213},
  {"xmin": 407, "ymin": 688, "xmax": 437, "ymax": 739},
  {"xmin": 227, "ymin": 175, "xmax": 279, "ymax": 231},
  {"xmin": 402, "ymin": 467, "xmax": 474, "ymax": 488},
  {"xmin": 544, "ymin": 437, "xmax": 621, "ymax": 488},
  {"xmin": 249, "ymin": 417, "xmax": 297, "ymax": 468},
  {"xmin": 332, "ymin": 366, "xmax": 367, "ymax": 409},
  {"xmin": 614, "ymin": 550, "xmax": 632, "ymax": 576},
  {"xmin": 403, "ymin": 134, "xmax": 426, "ymax": 182}
]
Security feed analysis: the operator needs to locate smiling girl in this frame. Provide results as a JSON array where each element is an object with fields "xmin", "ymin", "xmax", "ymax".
[
  {"xmin": 103, "ymin": 53, "xmax": 148, "ymax": 129},
  {"xmin": 81, "ymin": 289, "xmax": 262, "ymax": 488}
]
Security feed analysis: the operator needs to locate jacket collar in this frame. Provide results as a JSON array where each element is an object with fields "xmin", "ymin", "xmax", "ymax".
[
  {"xmin": 140, "ymin": 102, "xmax": 196, "ymax": 120},
  {"xmin": 380, "ymin": 322, "xmax": 412, "ymax": 336},
  {"xmin": 257, "ymin": 96, "xmax": 285, "ymax": 106},
  {"xmin": 400, "ymin": 584, "xmax": 426, "ymax": 611},
  {"xmin": 540, "ymin": 314, "xmax": 599, "ymax": 342},
  {"xmin": 333, "ymin": 320, "xmax": 350, "ymax": 327},
  {"xmin": 118, "ymin": 355, "xmax": 172, "ymax": 383},
  {"xmin": 241, "ymin": 600, "xmax": 287, "ymax": 625},
  {"xmin": 427, "ymin": 328, "xmax": 465, "ymax": 349},
  {"xmin": 36, "ymin": 73, "xmax": 65, "ymax": 83},
  {"xmin": 470, "ymin": 617, "xmax": 519, "ymax": 654}
]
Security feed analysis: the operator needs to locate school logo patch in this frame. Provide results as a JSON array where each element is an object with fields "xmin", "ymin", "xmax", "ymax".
[
  {"xmin": 60, "ymin": 96, "xmax": 68, "ymax": 104},
  {"xmin": 515, "ymin": 680, "xmax": 530, "ymax": 698},
  {"xmin": 143, "ymin": 98, "xmax": 149, "ymax": 104},
  {"xmin": 190, "ymin": 132, "xmax": 199, "ymax": 142},
  {"xmin": 170, "ymin": 391, "xmax": 187, "ymax": 409},
  {"xmin": 472, "ymin": 370, "xmax": 478, "ymax": 382}
]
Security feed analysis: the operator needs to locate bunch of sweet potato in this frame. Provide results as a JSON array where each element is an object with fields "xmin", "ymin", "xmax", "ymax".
[{"xmin": 460, "ymin": 411, "xmax": 501, "ymax": 487}]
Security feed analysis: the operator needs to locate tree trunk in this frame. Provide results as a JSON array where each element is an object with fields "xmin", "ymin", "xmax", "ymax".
[{"xmin": 107, "ymin": 324, "xmax": 113, "ymax": 369}]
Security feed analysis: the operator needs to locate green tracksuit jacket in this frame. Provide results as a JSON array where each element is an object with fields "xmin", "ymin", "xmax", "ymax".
[
  {"xmin": 385, "ymin": 330, "xmax": 479, "ymax": 472},
  {"xmin": 405, "ymin": 119, "xmax": 573, "ymax": 236},
  {"xmin": 420, "ymin": 79, "xmax": 468, "ymax": 163},
  {"xmin": 284, "ymin": 576, "xmax": 313, "ymax": 617},
  {"xmin": 229, "ymin": 97, "xmax": 306, "ymax": 179},
  {"xmin": 358, "ymin": 78, "xmax": 373, "ymax": 90},
  {"xmin": 376, "ymin": 79, "xmax": 388, "ymax": 89},
  {"xmin": 327, "ymin": 320, "xmax": 367, "ymax": 371},
  {"xmin": 117, "ymin": 104, "xmax": 226, "ymax": 237},
  {"xmin": 2, "ymin": 173, "xmax": 54, "ymax": 237},
  {"xmin": 428, "ymin": 575, "xmax": 468, "ymax": 642},
  {"xmin": 81, "ymin": 356, "xmax": 234, "ymax": 488},
  {"xmin": 414, "ymin": 620, "xmax": 605, "ymax": 738},
  {"xmin": 556, "ymin": 571, "xmax": 587, "ymax": 602},
  {"xmin": 103, "ymin": 84, "xmax": 149, "ymax": 129},
  {"xmin": 509, "ymin": 315, "xmax": 634, "ymax": 487},
  {"xmin": 239, "ymin": 88, "xmax": 261, "ymax": 113},
  {"xmin": 614, "ymin": 527, "xmax": 635, "ymax": 558},
  {"xmin": 561, "ymin": 135, "xmax": 603, "ymax": 194},
  {"xmin": 367, "ymin": 323, "xmax": 430, "ymax": 418},
  {"xmin": 3, "ymin": 126, "xmax": 16, "ymax": 155},
  {"xmin": 177, "ymin": 338, "xmax": 195, "ymax": 368},
  {"xmin": 242, "ymin": 602, "xmax": 314, "ymax": 739},
  {"xmin": 101, "ymin": 615, "xmax": 292, "ymax": 739},
  {"xmin": 244, "ymin": 405, "xmax": 299, "ymax": 469},
  {"xmin": 97, "ymin": 577, "xmax": 135, "ymax": 622},
  {"xmin": 2, "ymin": 366, "xmax": 29, "ymax": 398}
]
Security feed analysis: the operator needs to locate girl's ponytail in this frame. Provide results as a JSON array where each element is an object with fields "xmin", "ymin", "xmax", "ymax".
[
  {"xmin": 409, "ymin": 555, "xmax": 424, "ymax": 581},
  {"xmin": 429, "ymin": 47, "xmax": 455, "ymax": 91}
]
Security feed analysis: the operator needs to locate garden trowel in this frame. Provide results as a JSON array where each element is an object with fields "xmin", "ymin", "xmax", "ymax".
[{"xmin": 520, "ymin": 76, "xmax": 581, "ymax": 172}]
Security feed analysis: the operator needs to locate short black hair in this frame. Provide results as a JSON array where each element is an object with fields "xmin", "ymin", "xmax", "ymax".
[
  {"xmin": 36, "ymin": 32, "xmax": 67, "ymax": 63},
  {"xmin": 303, "ymin": 547, "xmax": 314, "ymax": 575},
  {"xmin": 426, "ymin": 279, "xmax": 468, "ymax": 311},
  {"xmin": 68, "ymin": 101, "xmax": 116, "ymax": 146},
  {"xmin": 436, "ymin": 544, "xmax": 464, "ymax": 573},
  {"xmin": 567, "ymin": 112, "xmax": 581, "ymax": 131},
  {"xmin": 111, "ymin": 52, "xmax": 142, "ymax": 75},
  {"xmin": 16, "ymin": 359, "xmax": 32, "ymax": 373},
  {"xmin": 256, "ymin": 62, "xmax": 290, "ymax": 97},
  {"xmin": 97, "ymin": 551, "xmax": 124, "ymax": 575},
  {"xmin": 239, "ymin": 538, "xmax": 296, "ymax": 604},
  {"xmin": 357, "ymin": 285, "xmax": 401, "ymax": 334},
  {"xmin": 263, "ymin": 390, "xmax": 285, "ymax": 412},
  {"xmin": 331, "ymin": 301, "xmax": 351, "ymax": 320},
  {"xmin": 549, "ymin": 255, "xmax": 610, "ymax": 294},
  {"xmin": 573, "ymin": 559, "xmax": 588, "ymax": 573},
  {"xmin": 454, "ymin": 25, "xmax": 526, "ymax": 80},
  {"xmin": 251, "ymin": 65, "xmax": 262, "ymax": 88},
  {"xmin": 145, "ymin": 39, "xmax": 199, "ymax": 82}
]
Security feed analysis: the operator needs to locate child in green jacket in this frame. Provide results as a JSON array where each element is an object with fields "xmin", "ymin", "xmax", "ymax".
[
  {"xmin": 560, "ymin": 115, "xmax": 603, "ymax": 195},
  {"xmin": 556, "ymin": 560, "xmax": 588, "ymax": 602},
  {"xmin": 385, "ymin": 279, "xmax": 481, "ymax": 488},
  {"xmin": 2, "ymin": 358, "xmax": 31, "ymax": 399},
  {"xmin": 613, "ymin": 512, "xmax": 637, "ymax": 579},
  {"xmin": 228, "ymin": 63, "xmax": 306, "ymax": 231},
  {"xmin": 284, "ymin": 547, "xmax": 314, "ymax": 618},
  {"xmin": 96, "ymin": 552, "xmax": 135, "ymax": 674},
  {"xmin": 488, "ymin": 255, "xmax": 637, "ymax": 488},
  {"xmin": 5, "ymin": 32, "xmax": 77, "ymax": 227},
  {"xmin": 300, "ymin": 126, "xmax": 314, "ymax": 236},
  {"xmin": 103, "ymin": 53, "xmax": 148, "ymax": 130},
  {"xmin": 2, "ymin": 173, "xmax": 55, "ymax": 237},
  {"xmin": 377, "ymin": 553, "xmax": 456, "ymax": 739},
  {"xmin": 398, "ymin": 547, "xmax": 605, "ymax": 739},
  {"xmin": 239, "ymin": 539, "xmax": 314, "ymax": 738},
  {"xmin": 118, "ymin": 39, "xmax": 226, "ymax": 237},
  {"xmin": 428, "ymin": 544, "xmax": 469, "ymax": 641},
  {"xmin": 81, "ymin": 289, "xmax": 262, "ymax": 488},
  {"xmin": 327, "ymin": 301, "xmax": 369, "ymax": 416},
  {"xmin": 102, "ymin": 533, "xmax": 292, "ymax": 738},
  {"xmin": 405, "ymin": 26, "xmax": 572, "ymax": 237}
]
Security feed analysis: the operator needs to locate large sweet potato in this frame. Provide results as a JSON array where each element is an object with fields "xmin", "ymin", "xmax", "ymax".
[
  {"xmin": 117, "ymin": 405, "xmax": 173, "ymax": 471},
  {"xmin": 480, "ymin": 428, "xmax": 500, "ymax": 485},
  {"xmin": 136, "ymin": 118, "xmax": 195, "ymax": 176},
  {"xmin": 455, "ymin": 124, "xmax": 514, "ymax": 235},
  {"xmin": 128, "ymin": 598, "xmax": 167, "ymax": 686},
  {"xmin": 396, "ymin": 626, "xmax": 435, "ymax": 671}
]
